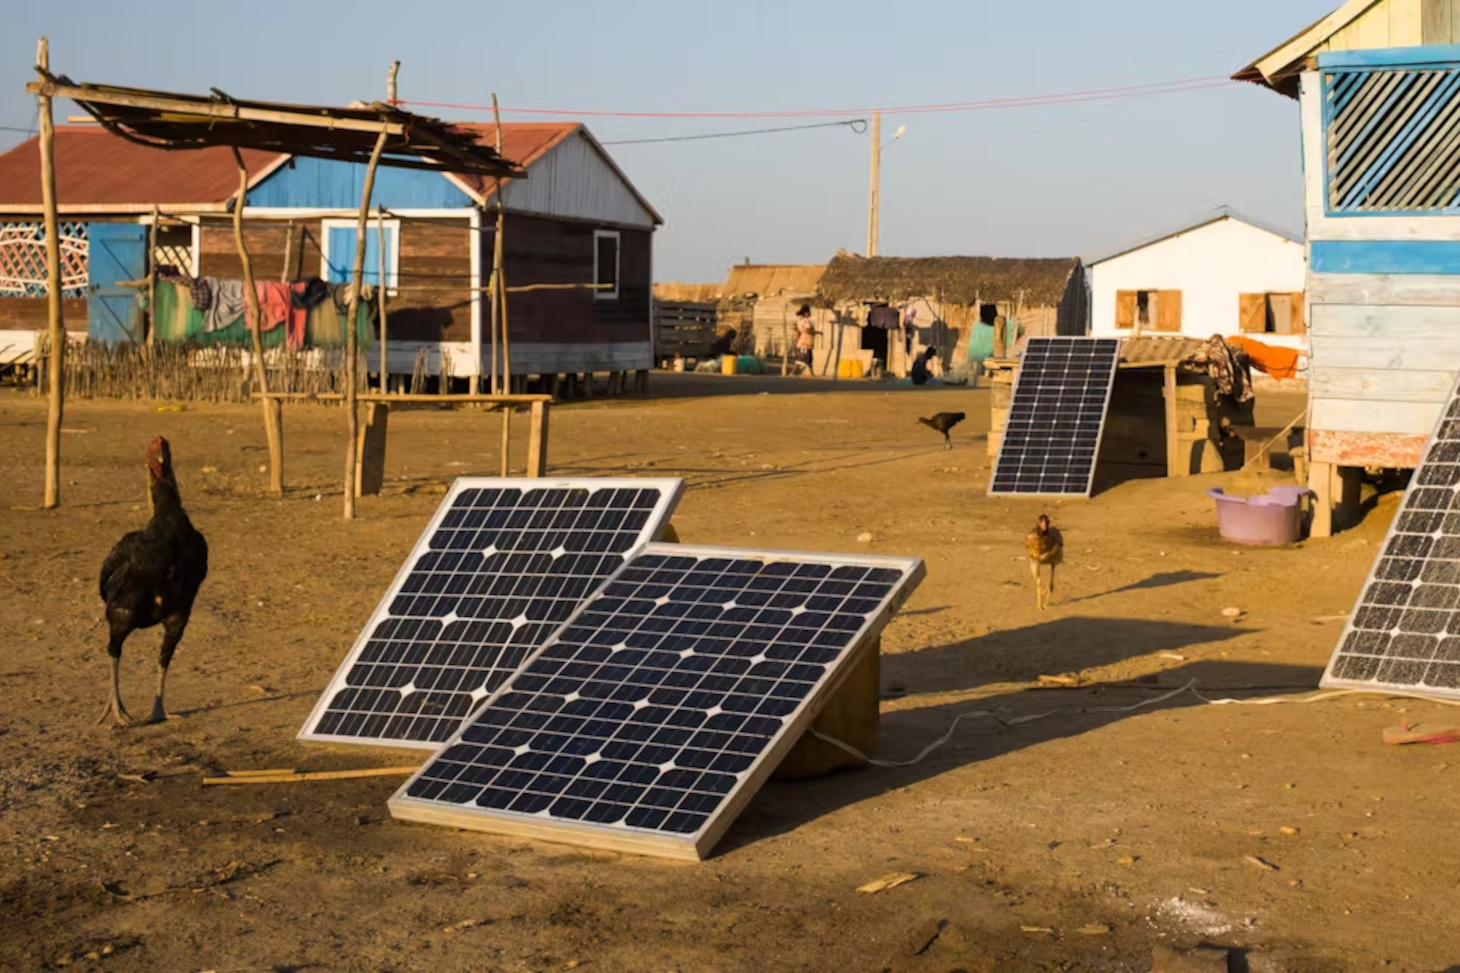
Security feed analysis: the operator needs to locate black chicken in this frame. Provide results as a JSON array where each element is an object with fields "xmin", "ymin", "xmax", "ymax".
[
  {"xmin": 917, "ymin": 411, "xmax": 966, "ymax": 450},
  {"xmin": 97, "ymin": 437, "xmax": 208, "ymax": 725}
]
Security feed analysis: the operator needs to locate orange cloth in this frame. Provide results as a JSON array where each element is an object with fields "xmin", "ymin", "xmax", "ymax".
[
  {"xmin": 253, "ymin": 281, "xmax": 291, "ymax": 333},
  {"xmin": 1229, "ymin": 336, "xmax": 1302, "ymax": 381}
]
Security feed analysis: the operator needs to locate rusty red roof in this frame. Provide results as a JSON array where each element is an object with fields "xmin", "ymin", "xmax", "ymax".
[
  {"xmin": 0, "ymin": 127, "xmax": 283, "ymax": 212},
  {"xmin": 0, "ymin": 121, "xmax": 660, "ymax": 223}
]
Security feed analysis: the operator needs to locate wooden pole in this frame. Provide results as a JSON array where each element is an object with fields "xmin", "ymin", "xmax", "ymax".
[
  {"xmin": 280, "ymin": 219, "xmax": 293, "ymax": 282},
  {"xmin": 867, "ymin": 111, "xmax": 880, "ymax": 258},
  {"xmin": 147, "ymin": 206, "xmax": 158, "ymax": 346},
  {"xmin": 37, "ymin": 37, "xmax": 65, "ymax": 510},
  {"xmin": 1164, "ymin": 362, "xmax": 1181, "ymax": 478},
  {"xmin": 343, "ymin": 128, "xmax": 391, "ymax": 519},
  {"xmin": 492, "ymin": 94, "xmax": 511, "ymax": 395},
  {"xmin": 232, "ymin": 147, "xmax": 283, "ymax": 496},
  {"xmin": 527, "ymin": 400, "xmax": 549, "ymax": 477},
  {"xmin": 488, "ymin": 267, "xmax": 499, "ymax": 395},
  {"xmin": 386, "ymin": 60, "xmax": 401, "ymax": 105},
  {"xmin": 376, "ymin": 208, "xmax": 388, "ymax": 392},
  {"xmin": 500, "ymin": 407, "xmax": 511, "ymax": 476}
]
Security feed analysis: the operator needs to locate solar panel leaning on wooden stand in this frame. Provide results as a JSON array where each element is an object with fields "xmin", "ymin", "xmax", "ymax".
[
  {"xmin": 299, "ymin": 477, "xmax": 684, "ymax": 749},
  {"xmin": 389, "ymin": 544, "xmax": 925, "ymax": 860},
  {"xmin": 988, "ymin": 336, "xmax": 1121, "ymax": 497},
  {"xmin": 1323, "ymin": 380, "xmax": 1460, "ymax": 698}
]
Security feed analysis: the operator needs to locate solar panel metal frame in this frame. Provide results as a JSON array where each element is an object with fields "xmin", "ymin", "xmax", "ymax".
[
  {"xmin": 387, "ymin": 543, "xmax": 926, "ymax": 860},
  {"xmin": 987, "ymin": 336, "xmax": 1121, "ymax": 498},
  {"xmin": 1321, "ymin": 373, "xmax": 1460, "ymax": 698},
  {"xmin": 299, "ymin": 476, "xmax": 686, "ymax": 750}
]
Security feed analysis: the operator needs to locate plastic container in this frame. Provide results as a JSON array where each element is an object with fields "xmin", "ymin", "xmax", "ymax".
[
  {"xmin": 737, "ymin": 355, "xmax": 761, "ymax": 375},
  {"xmin": 838, "ymin": 359, "xmax": 865, "ymax": 379},
  {"xmin": 720, "ymin": 354, "xmax": 737, "ymax": 375},
  {"xmin": 1206, "ymin": 485, "xmax": 1310, "ymax": 546}
]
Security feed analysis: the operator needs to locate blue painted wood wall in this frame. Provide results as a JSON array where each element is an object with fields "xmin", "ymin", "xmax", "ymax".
[{"xmin": 247, "ymin": 156, "xmax": 474, "ymax": 209}]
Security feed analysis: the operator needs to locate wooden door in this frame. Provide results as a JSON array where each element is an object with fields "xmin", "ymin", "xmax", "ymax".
[
  {"xmin": 1239, "ymin": 293, "xmax": 1268, "ymax": 333},
  {"xmin": 1115, "ymin": 290, "xmax": 1136, "ymax": 329},
  {"xmin": 1156, "ymin": 290, "xmax": 1183, "ymax": 332}
]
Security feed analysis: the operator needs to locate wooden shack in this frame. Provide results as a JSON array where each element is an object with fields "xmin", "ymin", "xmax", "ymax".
[
  {"xmin": 812, "ymin": 252, "xmax": 1081, "ymax": 378},
  {"xmin": 1235, "ymin": 0, "xmax": 1460, "ymax": 534}
]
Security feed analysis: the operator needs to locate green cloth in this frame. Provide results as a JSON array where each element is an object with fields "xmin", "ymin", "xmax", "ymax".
[
  {"xmin": 147, "ymin": 280, "xmax": 371, "ymax": 349},
  {"xmin": 966, "ymin": 322, "xmax": 995, "ymax": 362}
]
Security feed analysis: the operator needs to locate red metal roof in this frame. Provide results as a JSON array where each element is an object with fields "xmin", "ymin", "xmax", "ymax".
[
  {"xmin": 0, "ymin": 127, "xmax": 283, "ymax": 210},
  {"xmin": 448, "ymin": 122, "xmax": 581, "ymax": 197},
  {"xmin": 0, "ymin": 121, "xmax": 658, "ymax": 222}
]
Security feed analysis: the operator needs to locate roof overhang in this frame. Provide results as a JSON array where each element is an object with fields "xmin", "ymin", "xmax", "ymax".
[
  {"xmin": 1232, "ymin": 0, "xmax": 1382, "ymax": 98},
  {"xmin": 24, "ymin": 75, "xmax": 525, "ymax": 179}
]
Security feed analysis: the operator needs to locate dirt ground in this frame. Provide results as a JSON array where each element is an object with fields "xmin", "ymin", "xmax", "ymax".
[{"xmin": 2, "ymin": 374, "xmax": 1456, "ymax": 973}]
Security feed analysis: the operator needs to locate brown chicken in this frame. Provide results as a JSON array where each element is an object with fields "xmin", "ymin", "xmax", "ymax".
[{"xmin": 1026, "ymin": 514, "xmax": 1063, "ymax": 610}]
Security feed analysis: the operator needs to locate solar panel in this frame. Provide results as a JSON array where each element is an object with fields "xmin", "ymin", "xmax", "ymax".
[
  {"xmin": 989, "ymin": 336, "xmax": 1120, "ymax": 497},
  {"xmin": 1323, "ymin": 380, "xmax": 1460, "ymax": 698},
  {"xmin": 388, "ymin": 544, "xmax": 925, "ymax": 860},
  {"xmin": 299, "ymin": 478, "xmax": 684, "ymax": 749}
]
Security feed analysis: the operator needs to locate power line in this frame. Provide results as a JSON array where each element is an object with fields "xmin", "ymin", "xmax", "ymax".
[
  {"xmin": 398, "ymin": 75, "xmax": 1234, "ymax": 120},
  {"xmin": 0, "ymin": 124, "xmax": 36, "ymax": 134},
  {"xmin": 602, "ymin": 118, "xmax": 867, "ymax": 146}
]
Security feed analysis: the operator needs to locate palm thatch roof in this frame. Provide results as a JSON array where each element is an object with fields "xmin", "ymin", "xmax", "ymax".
[{"xmin": 815, "ymin": 251, "xmax": 1078, "ymax": 307}]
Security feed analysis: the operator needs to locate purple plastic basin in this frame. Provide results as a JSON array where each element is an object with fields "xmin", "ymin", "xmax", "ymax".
[{"xmin": 1206, "ymin": 486, "xmax": 1311, "ymax": 546}]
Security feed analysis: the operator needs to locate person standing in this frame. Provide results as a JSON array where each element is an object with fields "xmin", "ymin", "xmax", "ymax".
[{"xmin": 794, "ymin": 304, "xmax": 817, "ymax": 375}]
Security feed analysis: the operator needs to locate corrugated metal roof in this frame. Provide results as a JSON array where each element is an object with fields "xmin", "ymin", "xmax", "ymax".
[
  {"xmin": 0, "ymin": 127, "xmax": 282, "ymax": 211},
  {"xmin": 0, "ymin": 122, "xmax": 659, "ymax": 222}
]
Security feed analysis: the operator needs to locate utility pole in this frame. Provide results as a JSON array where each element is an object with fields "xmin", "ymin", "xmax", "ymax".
[
  {"xmin": 386, "ymin": 60, "xmax": 400, "ymax": 104},
  {"xmin": 867, "ymin": 111, "xmax": 880, "ymax": 257}
]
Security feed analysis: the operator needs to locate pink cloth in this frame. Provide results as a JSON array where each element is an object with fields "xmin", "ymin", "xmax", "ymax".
[{"xmin": 253, "ymin": 281, "xmax": 291, "ymax": 334}]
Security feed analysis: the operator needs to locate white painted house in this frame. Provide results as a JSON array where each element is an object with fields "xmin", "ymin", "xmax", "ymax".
[{"xmin": 1083, "ymin": 208, "xmax": 1308, "ymax": 356}]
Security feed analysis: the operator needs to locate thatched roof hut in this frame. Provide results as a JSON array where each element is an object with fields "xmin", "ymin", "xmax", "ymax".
[{"xmin": 814, "ymin": 251, "xmax": 1079, "ymax": 307}]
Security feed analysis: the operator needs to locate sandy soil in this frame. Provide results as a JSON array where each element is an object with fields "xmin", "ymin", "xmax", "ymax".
[{"xmin": 1, "ymin": 374, "xmax": 1455, "ymax": 973}]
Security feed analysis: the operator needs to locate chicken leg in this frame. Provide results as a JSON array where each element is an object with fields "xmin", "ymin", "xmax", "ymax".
[
  {"xmin": 1029, "ymin": 559, "xmax": 1045, "ymax": 611},
  {"xmin": 1047, "ymin": 562, "xmax": 1056, "ymax": 608},
  {"xmin": 97, "ymin": 641, "xmax": 134, "ymax": 726},
  {"xmin": 146, "ymin": 613, "xmax": 188, "ymax": 724}
]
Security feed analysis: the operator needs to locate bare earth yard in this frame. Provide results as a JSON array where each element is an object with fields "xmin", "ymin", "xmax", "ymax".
[{"xmin": 1, "ymin": 375, "xmax": 1455, "ymax": 972}]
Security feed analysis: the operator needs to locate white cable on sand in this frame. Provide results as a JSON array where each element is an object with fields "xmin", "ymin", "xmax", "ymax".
[{"xmin": 810, "ymin": 679, "xmax": 1460, "ymax": 769}]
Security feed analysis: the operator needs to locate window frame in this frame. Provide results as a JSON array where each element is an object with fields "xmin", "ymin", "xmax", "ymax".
[
  {"xmin": 593, "ymin": 229, "xmax": 621, "ymax": 302},
  {"xmin": 320, "ymin": 217, "xmax": 402, "ymax": 294}
]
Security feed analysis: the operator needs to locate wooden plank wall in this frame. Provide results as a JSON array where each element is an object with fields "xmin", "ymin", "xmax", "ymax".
[
  {"xmin": 1300, "ymin": 66, "xmax": 1460, "ymax": 467},
  {"xmin": 0, "ymin": 297, "xmax": 88, "ymax": 334}
]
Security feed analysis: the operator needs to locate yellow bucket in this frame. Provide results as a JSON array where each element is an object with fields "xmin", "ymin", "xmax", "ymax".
[
  {"xmin": 720, "ymin": 355, "xmax": 737, "ymax": 375},
  {"xmin": 837, "ymin": 359, "xmax": 865, "ymax": 379}
]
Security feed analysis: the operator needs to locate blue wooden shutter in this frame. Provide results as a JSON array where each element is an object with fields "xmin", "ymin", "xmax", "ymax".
[
  {"xmin": 325, "ymin": 225, "xmax": 394, "ymax": 286},
  {"xmin": 87, "ymin": 222, "xmax": 147, "ymax": 344}
]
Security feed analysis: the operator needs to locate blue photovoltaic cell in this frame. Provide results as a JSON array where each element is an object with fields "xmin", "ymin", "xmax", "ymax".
[
  {"xmin": 300, "ymin": 478, "xmax": 683, "ymax": 748},
  {"xmin": 989, "ymin": 336, "xmax": 1120, "ymax": 497},
  {"xmin": 1324, "ymin": 387, "xmax": 1460, "ymax": 698},
  {"xmin": 390, "ymin": 545, "xmax": 923, "ymax": 859}
]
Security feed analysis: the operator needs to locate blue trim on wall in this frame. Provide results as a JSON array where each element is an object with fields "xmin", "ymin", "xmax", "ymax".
[
  {"xmin": 247, "ymin": 156, "xmax": 473, "ymax": 209},
  {"xmin": 1310, "ymin": 241, "xmax": 1460, "ymax": 274},
  {"xmin": 1319, "ymin": 45, "xmax": 1460, "ymax": 69}
]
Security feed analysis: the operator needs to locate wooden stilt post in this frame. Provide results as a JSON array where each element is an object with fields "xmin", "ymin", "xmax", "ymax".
[
  {"xmin": 1309, "ymin": 460, "xmax": 1334, "ymax": 538},
  {"xmin": 1163, "ymin": 362, "xmax": 1181, "ymax": 478},
  {"xmin": 492, "ymin": 94, "xmax": 511, "ymax": 397},
  {"xmin": 343, "ymin": 128, "xmax": 390, "ymax": 520},
  {"xmin": 147, "ymin": 206, "xmax": 158, "ymax": 346},
  {"xmin": 500, "ymin": 407, "xmax": 511, "ymax": 476},
  {"xmin": 232, "ymin": 147, "xmax": 284, "ymax": 496},
  {"xmin": 376, "ymin": 208, "xmax": 388, "ymax": 392},
  {"xmin": 36, "ymin": 37, "xmax": 65, "ymax": 509},
  {"xmin": 527, "ymin": 400, "xmax": 549, "ymax": 477}
]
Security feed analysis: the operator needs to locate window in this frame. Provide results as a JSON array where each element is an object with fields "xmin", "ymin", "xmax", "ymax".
[
  {"xmin": 1239, "ymin": 292, "xmax": 1306, "ymax": 335},
  {"xmin": 321, "ymin": 219, "xmax": 400, "ymax": 292},
  {"xmin": 151, "ymin": 223, "xmax": 197, "ymax": 278},
  {"xmin": 594, "ymin": 229, "xmax": 620, "ymax": 301},
  {"xmin": 0, "ymin": 220, "xmax": 89, "ymax": 297},
  {"xmin": 1115, "ymin": 289, "xmax": 1182, "ymax": 331}
]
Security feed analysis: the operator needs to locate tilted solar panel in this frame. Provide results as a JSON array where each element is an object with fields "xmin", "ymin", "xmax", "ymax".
[
  {"xmin": 1324, "ymin": 382, "xmax": 1460, "ymax": 698},
  {"xmin": 388, "ymin": 544, "xmax": 925, "ymax": 859},
  {"xmin": 989, "ymin": 336, "xmax": 1120, "ymax": 497},
  {"xmin": 299, "ymin": 478, "xmax": 684, "ymax": 749}
]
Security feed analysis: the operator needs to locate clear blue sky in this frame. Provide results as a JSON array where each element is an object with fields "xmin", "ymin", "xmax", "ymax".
[{"xmin": 4, "ymin": 0, "xmax": 1330, "ymax": 282}]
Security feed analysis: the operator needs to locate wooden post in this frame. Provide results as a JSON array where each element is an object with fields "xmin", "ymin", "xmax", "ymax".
[
  {"xmin": 1309, "ymin": 460, "xmax": 1334, "ymax": 538},
  {"xmin": 491, "ymin": 94, "xmax": 511, "ymax": 397},
  {"xmin": 376, "ymin": 208, "xmax": 388, "ymax": 392},
  {"xmin": 500, "ymin": 407, "xmax": 511, "ymax": 476},
  {"xmin": 1163, "ymin": 362, "xmax": 1181, "ymax": 478},
  {"xmin": 867, "ymin": 111, "xmax": 880, "ymax": 257},
  {"xmin": 356, "ymin": 401, "xmax": 389, "ymax": 497},
  {"xmin": 280, "ymin": 220, "xmax": 293, "ymax": 282},
  {"xmin": 146, "ymin": 207, "xmax": 158, "ymax": 346},
  {"xmin": 37, "ymin": 37, "xmax": 65, "ymax": 509},
  {"xmin": 1336, "ymin": 465, "xmax": 1363, "ymax": 532},
  {"xmin": 527, "ymin": 400, "xmax": 549, "ymax": 477},
  {"xmin": 231, "ymin": 148, "xmax": 284, "ymax": 496},
  {"xmin": 780, "ymin": 302, "xmax": 790, "ymax": 376},
  {"xmin": 343, "ymin": 128, "xmax": 390, "ymax": 520}
]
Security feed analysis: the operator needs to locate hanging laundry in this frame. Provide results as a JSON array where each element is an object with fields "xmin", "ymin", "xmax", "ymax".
[
  {"xmin": 203, "ymin": 278, "xmax": 246, "ymax": 333},
  {"xmin": 290, "ymin": 276, "xmax": 330, "ymax": 311},
  {"xmin": 287, "ymin": 281, "xmax": 311, "ymax": 352},
  {"xmin": 189, "ymin": 277, "xmax": 213, "ymax": 311},
  {"xmin": 253, "ymin": 281, "xmax": 292, "ymax": 333},
  {"xmin": 1228, "ymin": 335, "xmax": 1303, "ymax": 382},
  {"xmin": 1197, "ymin": 334, "xmax": 1254, "ymax": 403},
  {"xmin": 330, "ymin": 281, "xmax": 376, "ymax": 314},
  {"xmin": 866, "ymin": 305, "xmax": 899, "ymax": 329}
]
